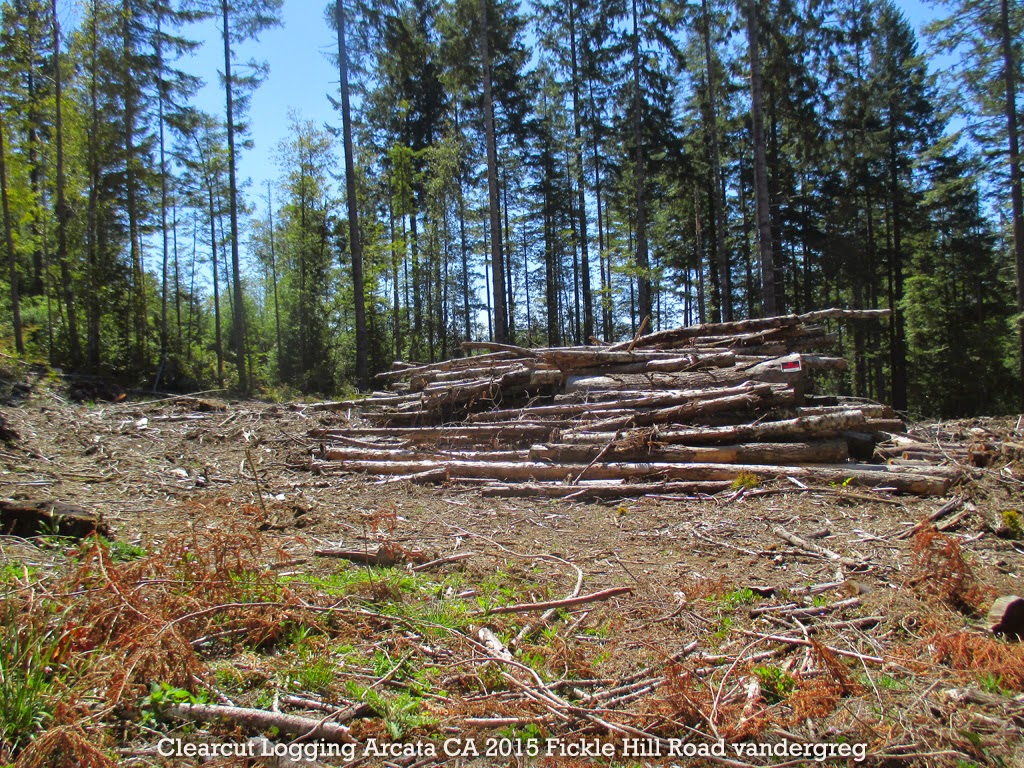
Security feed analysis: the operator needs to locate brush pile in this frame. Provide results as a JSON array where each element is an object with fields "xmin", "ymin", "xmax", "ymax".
[{"xmin": 309, "ymin": 309, "xmax": 963, "ymax": 498}]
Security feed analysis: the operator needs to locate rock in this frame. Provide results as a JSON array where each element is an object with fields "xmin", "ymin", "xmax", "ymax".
[{"xmin": 988, "ymin": 595, "xmax": 1024, "ymax": 640}]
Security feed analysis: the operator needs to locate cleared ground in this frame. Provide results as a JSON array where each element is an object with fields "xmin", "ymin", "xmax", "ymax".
[{"xmin": 0, "ymin": 369, "xmax": 1022, "ymax": 767}]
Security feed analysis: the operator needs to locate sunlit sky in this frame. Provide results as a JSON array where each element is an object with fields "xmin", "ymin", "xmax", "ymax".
[{"xmin": 169, "ymin": 0, "xmax": 942, "ymax": 202}]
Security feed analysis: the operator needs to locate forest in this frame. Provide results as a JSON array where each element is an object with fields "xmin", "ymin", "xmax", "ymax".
[{"xmin": 0, "ymin": 0, "xmax": 1020, "ymax": 416}]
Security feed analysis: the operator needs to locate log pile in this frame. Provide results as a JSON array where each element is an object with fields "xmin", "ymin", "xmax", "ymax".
[{"xmin": 309, "ymin": 309, "xmax": 962, "ymax": 498}]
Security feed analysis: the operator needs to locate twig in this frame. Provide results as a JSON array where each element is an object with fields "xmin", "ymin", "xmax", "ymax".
[
  {"xmin": 245, "ymin": 447, "xmax": 268, "ymax": 517},
  {"xmin": 479, "ymin": 586, "xmax": 632, "ymax": 616},
  {"xmin": 894, "ymin": 496, "xmax": 964, "ymax": 540},
  {"xmin": 737, "ymin": 629, "xmax": 884, "ymax": 664},
  {"xmin": 625, "ymin": 315, "xmax": 651, "ymax": 353},
  {"xmin": 410, "ymin": 551, "xmax": 474, "ymax": 571},
  {"xmin": 772, "ymin": 526, "xmax": 866, "ymax": 570}
]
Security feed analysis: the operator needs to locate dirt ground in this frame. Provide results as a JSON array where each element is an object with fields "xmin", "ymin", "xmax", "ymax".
[{"xmin": 0, "ymin": 366, "xmax": 1022, "ymax": 768}]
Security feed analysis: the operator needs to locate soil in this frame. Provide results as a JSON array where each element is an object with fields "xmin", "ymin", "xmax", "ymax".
[{"xmin": 0, "ymin": 365, "xmax": 1022, "ymax": 768}]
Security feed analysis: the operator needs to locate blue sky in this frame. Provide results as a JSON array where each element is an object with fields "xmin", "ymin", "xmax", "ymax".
[{"xmin": 177, "ymin": 0, "xmax": 942, "ymax": 202}]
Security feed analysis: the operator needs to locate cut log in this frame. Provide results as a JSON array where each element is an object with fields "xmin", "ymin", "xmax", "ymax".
[
  {"xmin": 798, "ymin": 404, "xmax": 894, "ymax": 419},
  {"xmin": 567, "ymin": 351, "xmax": 737, "ymax": 377},
  {"xmin": 318, "ymin": 446, "xmax": 530, "ymax": 463},
  {"xmin": 467, "ymin": 381, "xmax": 775, "ymax": 423},
  {"xmin": 572, "ymin": 384, "xmax": 791, "ymax": 433},
  {"xmin": 480, "ymin": 481, "xmax": 732, "ymax": 499},
  {"xmin": 311, "ymin": 424, "xmax": 558, "ymax": 446},
  {"xmin": 528, "ymin": 438, "xmax": 849, "ymax": 466},
  {"xmin": 322, "ymin": 458, "xmax": 951, "ymax": 495},
  {"xmin": 558, "ymin": 410, "xmax": 869, "ymax": 446}
]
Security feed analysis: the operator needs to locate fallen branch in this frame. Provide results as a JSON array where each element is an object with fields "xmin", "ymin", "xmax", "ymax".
[
  {"xmin": 772, "ymin": 526, "xmax": 867, "ymax": 570},
  {"xmin": 161, "ymin": 702, "xmax": 356, "ymax": 743},
  {"xmin": 480, "ymin": 586, "xmax": 633, "ymax": 616}
]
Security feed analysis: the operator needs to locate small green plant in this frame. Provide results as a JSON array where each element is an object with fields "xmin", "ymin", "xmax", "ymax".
[
  {"xmin": 145, "ymin": 681, "xmax": 204, "ymax": 706},
  {"xmin": 363, "ymin": 690, "xmax": 433, "ymax": 739},
  {"xmin": 876, "ymin": 673, "xmax": 908, "ymax": 691},
  {"xmin": 716, "ymin": 587, "xmax": 756, "ymax": 611},
  {"xmin": 978, "ymin": 673, "xmax": 1011, "ymax": 697},
  {"xmin": 811, "ymin": 594, "xmax": 829, "ymax": 608},
  {"xmin": 290, "ymin": 657, "xmax": 335, "ymax": 693},
  {"xmin": 999, "ymin": 510, "xmax": 1023, "ymax": 539},
  {"xmin": 731, "ymin": 472, "xmax": 759, "ymax": 490},
  {"xmin": 109, "ymin": 539, "xmax": 147, "ymax": 563},
  {"xmin": 710, "ymin": 615, "xmax": 734, "ymax": 644},
  {"xmin": 754, "ymin": 665, "xmax": 796, "ymax": 703}
]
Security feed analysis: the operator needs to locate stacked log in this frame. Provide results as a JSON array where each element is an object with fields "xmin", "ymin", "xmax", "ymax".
[{"xmin": 308, "ymin": 309, "xmax": 961, "ymax": 497}]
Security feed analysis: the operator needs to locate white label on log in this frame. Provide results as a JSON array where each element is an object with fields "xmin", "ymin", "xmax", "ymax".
[{"xmin": 781, "ymin": 359, "xmax": 802, "ymax": 372}]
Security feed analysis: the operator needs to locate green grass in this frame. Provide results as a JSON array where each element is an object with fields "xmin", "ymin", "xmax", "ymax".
[{"xmin": 0, "ymin": 605, "xmax": 61, "ymax": 752}]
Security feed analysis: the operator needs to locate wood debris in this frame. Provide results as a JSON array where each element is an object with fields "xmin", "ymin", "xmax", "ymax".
[{"xmin": 308, "ymin": 309, "xmax": 966, "ymax": 498}]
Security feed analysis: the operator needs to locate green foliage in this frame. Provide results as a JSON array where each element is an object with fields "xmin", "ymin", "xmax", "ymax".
[
  {"xmin": 0, "ymin": 605, "xmax": 59, "ymax": 752},
  {"xmin": 362, "ymin": 689, "xmax": 433, "ymax": 740},
  {"xmin": 753, "ymin": 665, "xmax": 796, "ymax": 704}
]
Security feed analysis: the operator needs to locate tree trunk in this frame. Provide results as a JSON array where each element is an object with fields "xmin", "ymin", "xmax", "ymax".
[
  {"xmin": 631, "ymin": 0, "xmax": 651, "ymax": 323},
  {"xmin": 1001, "ymin": 0, "xmax": 1024, "ymax": 405},
  {"xmin": 156, "ymin": 11, "xmax": 170, "ymax": 386},
  {"xmin": 122, "ymin": 2, "xmax": 147, "ymax": 372},
  {"xmin": 0, "ymin": 111, "xmax": 23, "ymax": 354},
  {"xmin": 266, "ymin": 184, "xmax": 283, "ymax": 372},
  {"xmin": 569, "ymin": 0, "xmax": 594, "ymax": 342},
  {"xmin": 51, "ymin": 0, "xmax": 81, "ymax": 367},
  {"xmin": 221, "ymin": 0, "xmax": 248, "ymax": 393},
  {"xmin": 703, "ymin": 0, "xmax": 731, "ymax": 322},
  {"xmin": 745, "ymin": 0, "xmax": 776, "ymax": 316},
  {"xmin": 480, "ymin": 0, "xmax": 508, "ymax": 342},
  {"xmin": 336, "ymin": 0, "xmax": 369, "ymax": 389}
]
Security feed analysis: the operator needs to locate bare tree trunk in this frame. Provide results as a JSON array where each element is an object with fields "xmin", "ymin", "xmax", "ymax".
[
  {"xmin": 0, "ymin": 111, "xmax": 23, "ymax": 353},
  {"xmin": 1001, "ymin": 0, "xmax": 1024, "ymax": 405},
  {"xmin": 156, "ymin": 11, "xmax": 170, "ymax": 386},
  {"xmin": 336, "ymin": 0, "xmax": 369, "ymax": 389},
  {"xmin": 266, "ymin": 184, "xmax": 283, "ymax": 371},
  {"xmin": 51, "ymin": 0, "xmax": 81, "ymax": 366},
  {"xmin": 746, "ymin": 0, "xmax": 776, "ymax": 316},
  {"xmin": 703, "ymin": 0, "xmax": 731, "ymax": 322},
  {"xmin": 480, "ymin": 0, "xmax": 508, "ymax": 341},
  {"xmin": 569, "ymin": 0, "xmax": 593, "ymax": 341},
  {"xmin": 631, "ymin": 0, "xmax": 651, "ymax": 323},
  {"xmin": 221, "ymin": 0, "xmax": 248, "ymax": 392}
]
